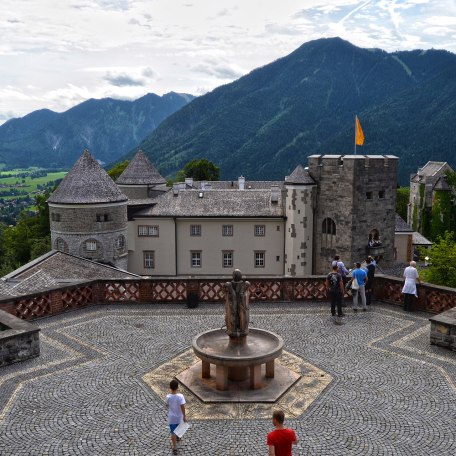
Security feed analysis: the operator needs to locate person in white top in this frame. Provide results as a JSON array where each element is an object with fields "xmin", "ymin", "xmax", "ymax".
[
  {"xmin": 166, "ymin": 379, "xmax": 187, "ymax": 454},
  {"xmin": 402, "ymin": 261, "xmax": 421, "ymax": 311}
]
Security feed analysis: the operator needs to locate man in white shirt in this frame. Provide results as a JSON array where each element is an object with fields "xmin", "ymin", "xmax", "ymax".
[{"xmin": 402, "ymin": 261, "xmax": 421, "ymax": 311}]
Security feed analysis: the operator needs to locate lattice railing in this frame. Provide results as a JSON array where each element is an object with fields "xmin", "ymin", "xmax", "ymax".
[
  {"xmin": 249, "ymin": 280, "xmax": 282, "ymax": 301},
  {"xmin": 152, "ymin": 282, "xmax": 187, "ymax": 301},
  {"xmin": 15, "ymin": 294, "xmax": 51, "ymax": 320},
  {"xmin": 380, "ymin": 280, "xmax": 403, "ymax": 306},
  {"xmin": 293, "ymin": 279, "xmax": 327, "ymax": 300},
  {"xmin": 105, "ymin": 282, "xmax": 139, "ymax": 301},
  {"xmin": 425, "ymin": 289, "xmax": 456, "ymax": 314},
  {"xmin": 199, "ymin": 281, "xmax": 225, "ymax": 301},
  {"xmin": 62, "ymin": 286, "xmax": 93, "ymax": 310}
]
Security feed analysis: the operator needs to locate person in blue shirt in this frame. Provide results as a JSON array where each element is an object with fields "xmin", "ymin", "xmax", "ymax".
[{"xmin": 351, "ymin": 262, "xmax": 368, "ymax": 312}]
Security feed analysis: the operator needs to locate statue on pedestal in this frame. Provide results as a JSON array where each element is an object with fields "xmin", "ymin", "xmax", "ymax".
[{"xmin": 225, "ymin": 269, "xmax": 250, "ymax": 338}]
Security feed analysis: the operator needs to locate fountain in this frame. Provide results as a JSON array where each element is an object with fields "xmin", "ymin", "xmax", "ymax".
[{"xmin": 177, "ymin": 270, "xmax": 300, "ymax": 402}]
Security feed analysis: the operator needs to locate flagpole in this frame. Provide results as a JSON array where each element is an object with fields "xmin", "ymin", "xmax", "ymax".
[{"xmin": 354, "ymin": 116, "xmax": 357, "ymax": 155}]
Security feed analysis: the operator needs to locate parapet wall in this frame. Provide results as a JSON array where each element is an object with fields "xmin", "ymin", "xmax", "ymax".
[{"xmin": 0, "ymin": 275, "xmax": 454, "ymax": 321}]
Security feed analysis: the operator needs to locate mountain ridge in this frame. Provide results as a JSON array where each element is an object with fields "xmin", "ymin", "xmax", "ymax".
[
  {"xmin": 130, "ymin": 38, "xmax": 456, "ymax": 184},
  {"xmin": 0, "ymin": 91, "xmax": 195, "ymax": 168}
]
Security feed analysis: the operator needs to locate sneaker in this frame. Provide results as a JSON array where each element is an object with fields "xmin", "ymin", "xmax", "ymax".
[
  {"xmin": 363, "ymin": 308, "xmax": 367, "ymax": 312},
  {"xmin": 353, "ymin": 308, "xmax": 358, "ymax": 312},
  {"xmin": 338, "ymin": 313, "xmax": 345, "ymax": 317},
  {"xmin": 173, "ymin": 449, "xmax": 178, "ymax": 455}
]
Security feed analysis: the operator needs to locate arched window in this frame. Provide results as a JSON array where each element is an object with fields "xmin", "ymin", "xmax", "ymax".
[
  {"xmin": 322, "ymin": 218, "xmax": 336, "ymax": 235},
  {"xmin": 321, "ymin": 217, "xmax": 336, "ymax": 248},
  {"xmin": 54, "ymin": 237, "xmax": 68, "ymax": 253}
]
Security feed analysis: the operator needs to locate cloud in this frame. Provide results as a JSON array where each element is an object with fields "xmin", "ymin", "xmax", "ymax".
[
  {"xmin": 192, "ymin": 59, "xmax": 244, "ymax": 80},
  {"xmin": 102, "ymin": 66, "xmax": 158, "ymax": 87}
]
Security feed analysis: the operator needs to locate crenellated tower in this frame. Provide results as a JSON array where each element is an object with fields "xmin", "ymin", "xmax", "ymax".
[{"xmin": 308, "ymin": 154, "xmax": 398, "ymax": 274}]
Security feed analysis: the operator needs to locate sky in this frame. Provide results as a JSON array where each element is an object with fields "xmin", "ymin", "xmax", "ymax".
[{"xmin": 1, "ymin": 0, "xmax": 456, "ymax": 124}]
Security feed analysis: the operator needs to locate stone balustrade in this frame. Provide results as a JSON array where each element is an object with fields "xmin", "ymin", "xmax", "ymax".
[{"xmin": 0, "ymin": 275, "xmax": 455, "ymax": 321}]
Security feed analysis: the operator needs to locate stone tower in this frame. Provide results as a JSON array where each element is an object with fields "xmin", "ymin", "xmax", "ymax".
[
  {"xmin": 308, "ymin": 154, "xmax": 398, "ymax": 274},
  {"xmin": 116, "ymin": 150, "xmax": 167, "ymax": 200},
  {"xmin": 284, "ymin": 165, "xmax": 316, "ymax": 276},
  {"xmin": 48, "ymin": 150, "xmax": 129, "ymax": 270}
]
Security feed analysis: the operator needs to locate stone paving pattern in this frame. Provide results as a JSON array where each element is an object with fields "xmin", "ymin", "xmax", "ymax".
[{"xmin": 0, "ymin": 302, "xmax": 456, "ymax": 455}]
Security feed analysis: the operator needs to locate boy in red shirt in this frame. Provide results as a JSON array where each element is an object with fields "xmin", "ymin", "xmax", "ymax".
[{"xmin": 267, "ymin": 410, "xmax": 297, "ymax": 456}]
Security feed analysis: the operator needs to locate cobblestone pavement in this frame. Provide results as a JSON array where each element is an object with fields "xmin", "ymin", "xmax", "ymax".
[{"xmin": 1, "ymin": 302, "xmax": 456, "ymax": 455}]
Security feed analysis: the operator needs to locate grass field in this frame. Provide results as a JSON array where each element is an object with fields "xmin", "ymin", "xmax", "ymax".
[{"xmin": 0, "ymin": 168, "xmax": 67, "ymax": 201}]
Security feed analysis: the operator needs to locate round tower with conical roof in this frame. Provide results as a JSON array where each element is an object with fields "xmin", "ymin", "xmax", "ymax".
[
  {"xmin": 48, "ymin": 150, "xmax": 129, "ymax": 269},
  {"xmin": 116, "ymin": 150, "xmax": 167, "ymax": 200}
]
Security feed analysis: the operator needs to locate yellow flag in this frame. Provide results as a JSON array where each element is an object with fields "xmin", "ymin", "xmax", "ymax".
[{"xmin": 355, "ymin": 116, "xmax": 364, "ymax": 146}]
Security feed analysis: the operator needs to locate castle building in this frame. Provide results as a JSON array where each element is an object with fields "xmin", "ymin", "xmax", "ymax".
[
  {"xmin": 407, "ymin": 161, "xmax": 454, "ymax": 235},
  {"xmin": 48, "ymin": 151, "xmax": 398, "ymax": 276},
  {"xmin": 47, "ymin": 150, "xmax": 129, "ymax": 270}
]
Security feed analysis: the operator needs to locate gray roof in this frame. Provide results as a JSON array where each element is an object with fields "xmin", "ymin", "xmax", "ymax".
[
  {"xmin": 433, "ymin": 176, "xmax": 451, "ymax": 191},
  {"xmin": 116, "ymin": 150, "xmax": 166, "ymax": 185},
  {"xmin": 418, "ymin": 161, "xmax": 448, "ymax": 177},
  {"xmin": 285, "ymin": 165, "xmax": 315, "ymax": 185},
  {"xmin": 412, "ymin": 232, "xmax": 433, "ymax": 246},
  {"xmin": 0, "ymin": 280, "xmax": 13, "ymax": 299},
  {"xmin": 185, "ymin": 180, "xmax": 285, "ymax": 190},
  {"xmin": 135, "ymin": 188, "xmax": 285, "ymax": 218},
  {"xmin": 10, "ymin": 270, "xmax": 59, "ymax": 295},
  {"xmin": 395, "ymin": 214, "xmax": 413, "ymax": 232},
  {"xmin": 48, "ymin": 150, "xmax": 128, "ymax": 204},
  {"xmin": 3, "ymin": 250, "xmax": 141, "ymax": 282}
]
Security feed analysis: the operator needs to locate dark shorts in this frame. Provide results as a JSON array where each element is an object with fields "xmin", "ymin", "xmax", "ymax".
[{"xmin": 169, "ymin": 423, "xmax": 179, "ymax": 435}]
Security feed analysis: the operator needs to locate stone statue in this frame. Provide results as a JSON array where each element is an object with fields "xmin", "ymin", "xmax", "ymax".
[{"xmin": 225, "ymin": 269, "xmax": 250, "ymax": 338}]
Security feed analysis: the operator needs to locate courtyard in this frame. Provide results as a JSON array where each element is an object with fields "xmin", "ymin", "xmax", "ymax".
[{"xmin": 0, "ymin": 301, "xmax": 455, "ymax": 455}]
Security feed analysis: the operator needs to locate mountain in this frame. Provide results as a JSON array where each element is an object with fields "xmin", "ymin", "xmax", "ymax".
[
  {"xmin": 131, "ymin": 38, "xmax": 456, "ymax": 184},
  {"xmin": 0, "ymin": 92, "xmax": 195, "ymax": 168}
]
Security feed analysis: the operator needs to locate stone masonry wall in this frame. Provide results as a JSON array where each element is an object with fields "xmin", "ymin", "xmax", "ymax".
[{"xmin": 308, "ymin": 155, "xmax": 398, "ymax": 274}]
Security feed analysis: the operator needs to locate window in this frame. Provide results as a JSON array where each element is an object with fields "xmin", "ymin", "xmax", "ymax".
[
  {"xmin": 96, "ymin": 213, "xmax": 111, "ymax": 222},
  {"xmin": 222, "ymin": 225, "xmax": 233, "ymax": 236},
  {"xmin": 254, "ymin": 225, "xmax": 265, "ymax": 236},
  {"xmin": 378, "ymin": 190, "xmax": 385, "ymax": 199},
  {"xmin": 51, "ymin": 213, "xmax": 61, "ymax": 222},
  {"xmin": 277, "ymin": 225, "xmax": 280, "ymax": 231},
  {"xmin": 190, "ymin": 225, "xmax": 201, "ymax": 236},
  {"xmin": 138, "ymin": 225, "xmax": 159, "ymax": 237},
  {"xmin": 223, "ymin": 251, "xmax": 233, "ymax": 268},
  {"xmin": 366, "ymin": 191, "xmax": 373, "ymax": 200},
  {"xmin": 322, "ymin": 218, "xmax": 336, "ymax": 248},
  {"xmin": 191, "ymin": 251, "xmax": 201, "ymax": 267},
  {"xmin": 116, "ymin": 235, "xmax": 125, "ymax": 249},
  {"xmin": 276, "ymin": 256, "xmax": 280, "ymax": 262},
  {"xmin": 143, "ymin": 251, "xmax": 155, "ymax": 268},
  {"xmin": 322, "ymin": 218, "xmax": 336, "ymax": 235},
  {"xmin": 255, "ymin": 251, "xmax": 265, "ymax": 268},
  {"xmin": 54, "ymin": 238, "xmax": 67, "ymax": 252},
  {"xmin": 86, "ymin": 240, "xmax": 97, "ymax": 251}
]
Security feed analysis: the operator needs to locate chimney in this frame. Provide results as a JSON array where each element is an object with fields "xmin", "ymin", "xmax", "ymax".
[
  {"xmin": 238, "ymin": 176, "xmax": 245, "ymax": 190},
  {"xmin": 271, "ymin": 185, "xmax": 279, "ymax": 203}
]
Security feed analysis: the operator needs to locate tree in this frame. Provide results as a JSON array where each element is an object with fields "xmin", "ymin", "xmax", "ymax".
[
  {"xmin": 419, "ymin": 232, "xmax": 456, "ymax": 288},
  {"xmin": 396, "ymin": 186, "xmax": 410, "ymax": 222},
  {"xmin": 175, "ymin": 158, "xmax": 220, "ymax": 182},
  {"xmin": 107, "ymin": 160, "xmax": 129, "ymax": 181}
]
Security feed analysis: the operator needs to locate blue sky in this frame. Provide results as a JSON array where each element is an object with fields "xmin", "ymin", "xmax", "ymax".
[{"xmin": 0, "ymin": 0, "xmax": 455, "ymax": 123}]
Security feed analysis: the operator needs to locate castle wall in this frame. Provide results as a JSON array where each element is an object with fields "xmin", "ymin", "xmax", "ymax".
[
  {"xmin": 308, "ymin": 155, "xmax": 398, "ymax": 274},
  {"xmin": 284, "ymin": 185, "xmax": 314, "ymax": 276},
  {"xmin": 49, "ymin": 201, "xmax": 128, "ymax": 269}
]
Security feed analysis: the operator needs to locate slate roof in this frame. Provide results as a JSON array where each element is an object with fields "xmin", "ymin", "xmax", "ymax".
[
  {"xmin": 419, "ymin": 161, "xmax": 448, "ymax": 177},
  {"xmin": 285, "ymin": 165, "xmax": 316, "ymax": 185},
  {"xmin": 0, "ymin": 280, "xmax": 14, "ymax": 299},
  {"xmin": 135, "ymin": 188, "xmax": 285, "ymax": 218},
  {"xmin": 3, "ymin": 250, "xmax": 141, "ymax": 282},
  {"xmin": 48, "ymin": 150, "xmax": 128, "ymax": 204},
  {"xmin": 190, "ymin": 180, "xmax": 285, "ymax": 190},
  {"xmin": 10, "ymin": 270, "xmax": 59, "ymax": 295},
  {"xmin": 395, "ymin": 214, "xmax": 413, "ymax": 232},
  {"xmin": 116, "ymin": 150, "xmax": 166, "ymax": 185},
  {"xmin": 412, "ymin": 232, "xmax": 433, "ymax": 246}
]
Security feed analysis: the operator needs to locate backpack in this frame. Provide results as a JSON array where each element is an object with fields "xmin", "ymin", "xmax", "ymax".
[{"xmin": 328, "ymin": 273, "xmax": 340, "ymax": 291}]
